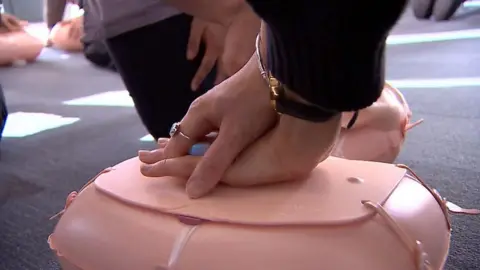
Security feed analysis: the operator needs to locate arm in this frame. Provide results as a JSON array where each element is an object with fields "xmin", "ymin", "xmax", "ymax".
[
  {"xmin": 248, "ymin": 0, "xmax": 408, "ymax": 116},
  {"xmin": 164, "ymin": 0, "xmax": 407, "ymax": 119},
  {"xmin": 44, "ymin": 0, "xmax": 67, "ymax": 30},
  {"xmin": 251, "ymin": 1, "xmax": 406, "ymax": 161}
]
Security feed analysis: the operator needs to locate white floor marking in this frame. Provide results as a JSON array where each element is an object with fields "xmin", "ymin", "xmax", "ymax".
[
  {"xmin": 387, "ymin": 28, "xmax": 480, "ymax": 45},
  {"xmin": 140, "ymin": 134, "xmax": 155, "ymax": 142},
  {"xmin": 63, "ymin": 91, "xmax": 134, "ymax": 107},
  {"xmin": 3, "ymin": 112, "xmax": 80, "ymax": 138},
  {"xmin": 464, "ymin": 1, "xmax": 480, "ymax": 8},
  {"xmin": 388, "ymin": 77, "xmax": 480, "ymax": 88}
]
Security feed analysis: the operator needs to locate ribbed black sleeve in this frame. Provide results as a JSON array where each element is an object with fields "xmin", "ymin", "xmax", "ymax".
[{"xmin": 246, "ymin": 0, "xmax": 407, "ymax": 112}]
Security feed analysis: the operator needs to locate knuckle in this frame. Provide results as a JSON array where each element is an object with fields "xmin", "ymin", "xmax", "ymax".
[{"xmin": 188, "ymin": 96, "xmax": 205, "ymax": 113}]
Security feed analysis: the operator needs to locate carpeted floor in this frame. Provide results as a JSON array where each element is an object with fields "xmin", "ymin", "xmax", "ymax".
[{"xmin": 1, "ymin": 7, "xmax": 480, "ymax": 270}]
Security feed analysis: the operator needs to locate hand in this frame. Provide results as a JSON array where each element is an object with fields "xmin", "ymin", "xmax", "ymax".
[
  {"xmin": 67, "ymin": 17, "xmax": 84, "ymax": 40},
  {"xmin": 140, "ymin": 112, "xmax": 340, "ymax": 191},
  {"xmin": 138, "ymin": 55, "xmax": 342, "ymax": 198},
  {"xmin": 0, "ymin": 13, "xmax": 24, "ymax": 32},
  {"xmin": 216, "ymin": 5, "xmax": 261, "ymax": 83},
  {"xmin": 139, "ymin": 55, "xmax": 278, "ymax": 198},
  {"xmin": 187, "ymin": 17, "xmax": 227, "ymax": 91},
  {"xmin": 141, "ymin": 112, "xmax": 340, "ymax": 188}
]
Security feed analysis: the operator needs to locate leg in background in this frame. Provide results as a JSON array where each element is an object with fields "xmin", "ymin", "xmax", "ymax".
[
  {"xmin": 106, "ymin": 14, "xmax": 216, "ymax": 140},
  {"xmin": 44, "ymin": 0, "xmax": 67, "ymax": 30},
  {"xmin": 83, "ymin": 41, "xmax": 116, "ymax": 71},
  {"xmin": 0, "ymin": 84, "xmax": 7, "ymax": 142}
]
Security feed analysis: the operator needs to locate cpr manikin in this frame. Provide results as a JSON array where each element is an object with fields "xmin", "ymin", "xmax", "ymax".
[
  {"xmin": 0, "ymin": 14, "xmax": 44, "ymax": 66},
  {"xmin": 48, "ymin": 15, "xmax": 84, "ymax": 52},
  {"xmin": 334, "ymin": 82, "xmax": 422, "ymax": 162},
  {"xmin": 50, "ymin": 155, "xmax": 479, "ymax": 270}
]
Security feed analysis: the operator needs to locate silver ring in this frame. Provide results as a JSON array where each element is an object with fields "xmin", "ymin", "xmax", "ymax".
[{"xmin": 169, "ymin": 122, "xmax": 192, "ymax": 141}]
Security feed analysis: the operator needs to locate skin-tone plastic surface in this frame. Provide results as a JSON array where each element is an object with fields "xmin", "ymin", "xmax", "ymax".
[
  {"xmin": 334, "ymin": 83, "xmax": 422, "ymax": 163},
  {"xmin": 0, "ymin": 17, "xmax": 44, "ymax": 66},
  {"xmin": 49, "ymin": 157, "xmax": 479, "ymax": 270},
  {"xmin": 49, "ymin": 16, "xmax": 84, "ymax": 52}
]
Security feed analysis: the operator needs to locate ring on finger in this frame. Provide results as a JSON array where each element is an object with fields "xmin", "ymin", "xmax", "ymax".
[{"xmin": 169, "ymin": 122, "xmax": 193, "ymax": 141}]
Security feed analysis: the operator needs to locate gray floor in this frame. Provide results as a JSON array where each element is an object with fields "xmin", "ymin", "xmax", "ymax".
[{"xmin": 1, "ymin": 8, "xmax": 480, "ymax": 270}]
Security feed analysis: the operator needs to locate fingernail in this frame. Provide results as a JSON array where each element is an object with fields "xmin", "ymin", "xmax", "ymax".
[
  {"xmin": 186, "ymin": 50, "xmax": 194, "ymax": 60},
  {"xmin": 140, "ymin": 164, "xmax": 152, "ymax": 174},
  {"xmin": 186, "ymin": 180, "xmax": 208, "ymax": 199},
  {"xmin": 186, "ymin": 185, "xmax": 203, "ymax": 199},
  {"xmin": 157, "ymin": 138, "xmax": 168, "ymax": 144},
  {"xmin": 138, "ymin": 150, "xmax": 152, "ymax": 159},
  {"xmin": 189, "ymin": 143, "xmax": 210, "ymax": 156},
  {"xmin": 191, "ymin": 82, "xmax": 198, "ymax": 91}
]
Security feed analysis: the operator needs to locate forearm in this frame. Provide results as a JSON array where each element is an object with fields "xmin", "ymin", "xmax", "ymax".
[
  {"xmin": 248, "ymin": 0, "xmax": 407, "ymax": 113},
  {"xmin": 260, "ymin": 22, "xmax": 341, "ymax": 158},
  {"xmin": 44, "ymin": 0, "xmax": 67, "ymax": 29},
  {"xmin": 277, "ymin": 113, "xmax": 342, "ymax": 164}
]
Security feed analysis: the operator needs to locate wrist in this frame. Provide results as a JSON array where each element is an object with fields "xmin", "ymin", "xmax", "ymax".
[
  {"xmin": 257, "ymin": 25, "xmax": 339, "ymax": 122},
  {"xmin": 277, "ymin": 113, "xmax": 341, "ymax": 162}
]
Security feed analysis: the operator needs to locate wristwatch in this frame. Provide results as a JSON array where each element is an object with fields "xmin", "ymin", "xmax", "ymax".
[{"xmin": 267, "ymin": 75, "xmax": 339, "ymax": 122}]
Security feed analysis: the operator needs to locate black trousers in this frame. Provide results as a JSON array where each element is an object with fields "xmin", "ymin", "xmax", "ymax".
[
  {"xmin": 83, "ymin": 40, "xmax": 116, "ymax": 71},
  {"xmin": 105, "ymin": 14, "xmax": 215, "ymax": 140}
]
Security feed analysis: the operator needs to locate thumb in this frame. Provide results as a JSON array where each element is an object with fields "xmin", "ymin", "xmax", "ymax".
[{"xmin": 186, "ymin": 127, "xmax": 247, "ymax": 198}]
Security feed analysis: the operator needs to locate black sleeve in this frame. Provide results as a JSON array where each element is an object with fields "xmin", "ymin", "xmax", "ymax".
[{"xmin": 246, "ymin": 0, "xmax": 407, "ymax": 112}]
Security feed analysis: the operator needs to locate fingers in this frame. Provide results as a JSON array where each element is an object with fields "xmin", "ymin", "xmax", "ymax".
[
  {"xmin": 163, "ymin": 97, "xmax": 215, "ymax": 160},
  {"xmin": 140, "ymin": 155, "xmax": 201, "ymax": 178},
  {"xmin": 69, "ymin": 27, "xmax": 78, "ymax": 39},
  {"xmin": 139, "ymin": 134, "xmax": 214, "ymax": 165},
  {"xmin": 186, "ymin": 127, "xmax": 245, "ymax": 198},
  {"xmin": 138, "ymin": 138, "xmax": 169, "ymax": 164},
  {"xmin": 191, "ymin": 45, "xmax": 219, "ymax": 91},
  {"xmin": 187, "ymin": 19, "xmax": 204, "ymax": 61},
  {"xmin": 68, "ymin": 23, "xmax": 82, "ymax": 40},
  {"xmin": 157, "ymin": 138, "xmax": 169, "ymax": 147},
  {"xmin": 4, "ymin": 17, "xmax": 22, "ymax": 31}
]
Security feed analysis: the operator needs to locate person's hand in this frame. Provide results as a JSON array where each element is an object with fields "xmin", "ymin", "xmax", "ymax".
[
  {"xmin": 187, "ymin": 17, "xmax": 227, "ymax": 91},
  {"xmin": 140, "ymin": 111, "xmax": 340, "ymax": 189},
  {"xmin": 67, "ymin": 17, "xmax": 84, "ymax": 40},
  {"xmin": 216, "ymin": 5, "xmax": 261, "ymax": 83},
  {"xmin": 138, "ymin": 54, "xmax": 342, "ymax": 198},
  {"xmin": 0, "ymin": 13, "xmax": 24, "ymax": 32},
  {"xmin": 139, "ymin": 55, "xmax": 278, "ymax": 197}
]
